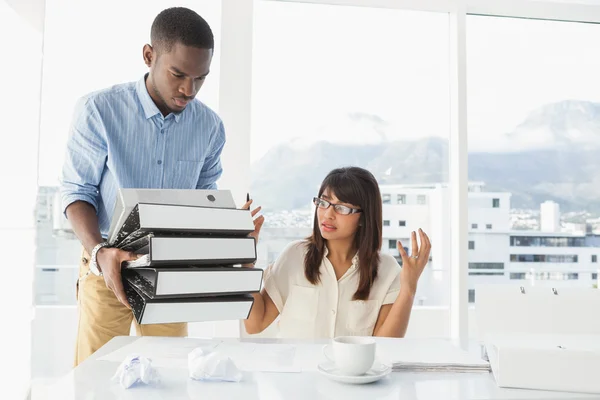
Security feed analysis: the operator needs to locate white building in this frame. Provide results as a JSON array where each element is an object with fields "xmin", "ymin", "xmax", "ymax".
[
  {"xmin": 378, "ymin": 183, "xmax": 600, "ymax": 306},
  {"xmin": 540, "ymin": 200, "xmax": 561, "ymax": 233}
]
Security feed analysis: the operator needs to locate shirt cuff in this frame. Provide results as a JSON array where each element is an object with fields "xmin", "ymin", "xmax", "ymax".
[
  {"xmin": 264, "ymin": 277, "xmax": 284, "ymax": 313},
  {"xmin": 61, "ymin": 193, "xmax": 99, "ymax": 217},
  {"xmin": 383, "ymin": 289, "xmax": 401, "ymax": 305}
]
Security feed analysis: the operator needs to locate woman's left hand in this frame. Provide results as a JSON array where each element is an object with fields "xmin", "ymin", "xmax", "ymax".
[{"xmin": 397, "ymin": 228, "xmax": 431, "ymax": 295}]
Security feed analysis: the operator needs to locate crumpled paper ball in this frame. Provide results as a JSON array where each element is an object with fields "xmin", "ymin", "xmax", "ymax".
[
  {"xmin": 188, "ymin": 347, "xmax": 242, "ymax": 382},
  {"xmin": 112, "ymin": 354, "xmax": 160, "ymax": 389}
]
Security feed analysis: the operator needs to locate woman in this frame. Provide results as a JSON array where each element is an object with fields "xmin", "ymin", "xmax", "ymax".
[{"xmin": 243, "ymin": 167, "xmax": 431, "ymax": 338}]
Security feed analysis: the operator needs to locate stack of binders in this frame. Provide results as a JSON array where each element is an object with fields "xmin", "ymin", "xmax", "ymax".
[{"xmin": 107, "ymin": 188, "xmax": 261, "ymax": 325}]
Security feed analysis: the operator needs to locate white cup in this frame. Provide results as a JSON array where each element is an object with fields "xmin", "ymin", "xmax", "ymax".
[{"xmin": 322, "ymin": 336, "xmax": 376, "ymax": 376}]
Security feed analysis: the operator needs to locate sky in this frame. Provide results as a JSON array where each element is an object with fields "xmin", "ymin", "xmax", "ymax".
[{"xmin": 28, "ymin": 0, "xmax": 600, "ymax": 184}]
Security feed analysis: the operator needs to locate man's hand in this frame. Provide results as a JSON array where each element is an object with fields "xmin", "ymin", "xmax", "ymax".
[{"xmin": 96, "ymin": 247, "xmax": 140, "ymax": 308}]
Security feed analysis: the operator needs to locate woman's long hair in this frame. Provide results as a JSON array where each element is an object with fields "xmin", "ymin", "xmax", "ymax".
[{"xmin": 304, "ymin": 167, "xmax": 383, "ymax": 300}]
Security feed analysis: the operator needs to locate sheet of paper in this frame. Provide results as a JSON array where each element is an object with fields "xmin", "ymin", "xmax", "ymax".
[
  {"xmin": 375, "ymin": 338, "xmax": 489, "ymax": 371},
  {"xmin": 221, "ymin": 343, "xmax": 301, "ymax": 372}
]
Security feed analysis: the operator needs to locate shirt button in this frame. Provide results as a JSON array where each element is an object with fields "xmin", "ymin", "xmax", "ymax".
[
  {"xmin": 160, "ymin": 129, "xmax": 165, "ymax": 134},
  {"xmin": 157, "ymin": 160, "xmax": 162, "ymax": 165},
  {"xmin": 331, "ymin": 309, "xmax": 336, "ymax": 315}
]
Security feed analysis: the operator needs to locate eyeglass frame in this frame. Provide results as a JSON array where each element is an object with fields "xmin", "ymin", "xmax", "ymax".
[{"xmin": 313, "ymin": 197, "xmax": 362, "ymax": 215}]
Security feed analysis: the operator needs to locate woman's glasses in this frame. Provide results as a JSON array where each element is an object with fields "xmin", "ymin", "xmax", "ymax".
[{"xmin": 313, "ymin": 197, "xmax": 362, "ymax": 215}]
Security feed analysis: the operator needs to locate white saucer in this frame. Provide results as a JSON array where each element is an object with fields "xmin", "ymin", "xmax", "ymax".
[{"xmin": 317, "ymin": 360, "xmax": 391, "ymax": 384}]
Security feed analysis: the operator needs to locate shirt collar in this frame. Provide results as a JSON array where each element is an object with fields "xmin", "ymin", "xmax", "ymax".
[
  {"xmin": 323, "ymin": 246, "xmax": 360, "ymax": 270},
  {"xmin": 135, "ymin": 74, "xmax": 183, "ymax": 123}
]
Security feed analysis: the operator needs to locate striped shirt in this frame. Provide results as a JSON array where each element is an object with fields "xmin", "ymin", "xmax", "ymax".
[{"xmin": 60, "ymin": 74, "xmax": 225, "ymax": 237}]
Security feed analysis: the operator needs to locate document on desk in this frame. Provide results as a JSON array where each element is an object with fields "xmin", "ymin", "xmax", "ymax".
[
  {"xmin": 375, "ymin": 338, "xmax": 491, "ymax": 372},
  {"xmin": 98, "ymin": 337, "xmax": 302, "ymax": 372}
]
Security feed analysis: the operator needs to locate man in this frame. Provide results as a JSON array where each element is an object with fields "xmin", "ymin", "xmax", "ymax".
[{"xmin": 60, "ymin": 7, "xmax": 224, "ymax": 366}]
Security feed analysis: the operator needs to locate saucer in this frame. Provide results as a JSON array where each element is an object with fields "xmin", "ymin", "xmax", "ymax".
[{"xmin": 317, "ymin": 360, "xmax": 391, "ymax": 384}]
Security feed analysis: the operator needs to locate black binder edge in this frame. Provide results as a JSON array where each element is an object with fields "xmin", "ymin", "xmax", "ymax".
[{"xmin": 123, "ymin": 280, "xmax": 147, "ymax": 324}]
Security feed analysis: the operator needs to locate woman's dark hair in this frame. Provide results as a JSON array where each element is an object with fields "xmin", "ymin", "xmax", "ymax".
[{"xmin": 304, "ymin": 167, "xmax": 383, "ymax": 300}]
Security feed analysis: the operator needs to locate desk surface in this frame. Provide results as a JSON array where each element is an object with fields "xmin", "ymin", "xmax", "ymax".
[{"xmin": 32, "ymin": 336, "xmax": 599, "ymax": 400}]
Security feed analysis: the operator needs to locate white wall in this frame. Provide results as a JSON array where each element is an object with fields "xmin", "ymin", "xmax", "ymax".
[{"xmin": 0, "ymin": 1, "xmax": 44, "ymax": 398}]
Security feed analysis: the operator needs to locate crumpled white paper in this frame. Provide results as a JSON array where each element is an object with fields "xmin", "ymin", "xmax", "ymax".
[
  {"xmin": 111, "ymin": 354, "xmax": 160, "ymax": 389},
  {"xmin": 188, "ymin": 347, "xmax": 243, "ymax": 382}
]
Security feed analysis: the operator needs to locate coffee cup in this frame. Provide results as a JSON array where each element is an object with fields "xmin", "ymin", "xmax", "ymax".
[{"xmin": 322, "ymin": 336, "xmax": 376, "ymax": 376}]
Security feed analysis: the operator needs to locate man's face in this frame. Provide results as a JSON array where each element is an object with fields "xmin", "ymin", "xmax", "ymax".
[{"xmin": 144, "ymin": 42, "xmax": 212, "ymax": 115}]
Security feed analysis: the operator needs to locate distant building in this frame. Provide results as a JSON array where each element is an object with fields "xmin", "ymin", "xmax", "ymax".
[{"xmin": 378, "ymin": 183, "xmax": 600, "ymax": 306}]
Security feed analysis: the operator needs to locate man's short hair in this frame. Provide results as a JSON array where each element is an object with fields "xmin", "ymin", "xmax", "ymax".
[{"xmin": 151, "ymin": 7, "xmax": 214, "ymax": 53}]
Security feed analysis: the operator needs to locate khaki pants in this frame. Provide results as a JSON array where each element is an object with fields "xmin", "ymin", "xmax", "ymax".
[{"xmin": 73, "ymin": 250, "xmax": 187, "ymax": 367}]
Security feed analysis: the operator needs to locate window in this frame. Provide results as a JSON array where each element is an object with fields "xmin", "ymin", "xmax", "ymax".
[
  {"xmin": 388, "ymin": 239, "xmax": 396, "ymax": 249},
  {"xmin": 469, "ymin": 272, "xmax": 504, "ymax": 276},
  {"xmin": 399, "ymin": 220, "xmax": 406, "ymax": 227},
  {"xmin": 468, "ymin": 241, "xmax": 475, "ymax": 250},
  {"xmin": 417, "ymin": 195, "xmax": 427, "ymax": 205},
  {"xmin": 510, "ymin": 254, "xmax": 578, "ymax": 263},
  {"xmin": 471, "ymin": 223, "xmax": 478, "ymax": 229},
  {"xmin": 526, "ymin": 272, "xmax": 579, "ymax": 281},
  {"xmin": 251, "ymin": 2, "xmax": 450, "ymax": 307},
  {"xmin": 510, "ymin": 236, "xmax": 586, "ymax": 247},
  {"xmin": 467, "ymin": 15, "xmax": 600, "ymax": 320},
  {"xmin": 39, "ymin": 0, "xmax": 221, "ymax": 186},
  {"xmin": 593, "ymin": 255, "xmax": 598, "ymax": 263},
  {"xmin": 383, "ymin": 220, "xmax": 390, "ymax": 227},
  {"xmin": 593, "ymin": 273, "xmax": 598, "ymax": 280},
  {"xmin": 486, "ymin": 224, "xmax": 492, "ymax": 229},
  {"xmin": 382, "ymin": 194, "xmax": 391, "ymax": 204},
  {"xmin": 468, "ymin": 289, "xmax": 475, "ymax": 304},
  {"xmin": 469, "ymin": 262, "xmax": 504, "ymax": 270}
]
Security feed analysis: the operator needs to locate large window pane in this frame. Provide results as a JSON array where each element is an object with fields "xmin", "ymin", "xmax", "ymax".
[
  {"xmin": 467, "ymin": 16, "xmax": 600, "ymax": 337},
  {"xmin": 38, "ymin": 0, "xmax": 221, "ymax": 187},
  {"xmin": 34, "ymin": 0, "xmax": 221, "ymax": 381},
  {"xmin": 251, "ymin": 1, "xmax": 451, "ymax": 315}
]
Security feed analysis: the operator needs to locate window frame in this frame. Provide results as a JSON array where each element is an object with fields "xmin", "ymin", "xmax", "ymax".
[{"xmin": 224, "ymin": 0, "xmax": 600, "ymax": 347}]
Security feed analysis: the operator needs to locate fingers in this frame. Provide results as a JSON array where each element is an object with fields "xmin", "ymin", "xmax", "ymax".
[
  {"xmin": 254, "ymin": 215, "xmax": 265, "ymax": 231},
  {"xmin": 423, "ymin": 230, "xmax": 431, "ymax": 249},
  {"xmin": 251, "ymin": 206, "xmax": 262, "ymax": 218},
  {"xmin": 418, "ymin": 228, "xmax": 432, "ymax": 261},
  {"xmin": 397, "ymin": 240, "xmax": 409, "ymax": 263},
  {"xmin": 112, "ymin": 277, "xmax": 131, "ymax": 309},
  {"xmin": 106, "ymin": 273, "xmax": 130, "ymax": 309},
  {"xmin": 242, "ymin": 199, "xmax": 253, "ymax": 210},
  {"xmin": 411, "ymin": 231, "xmax": 419, "ymax": 256}
]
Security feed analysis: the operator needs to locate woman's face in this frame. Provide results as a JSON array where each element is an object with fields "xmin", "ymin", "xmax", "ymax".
[{"xmin": 316, "ymin": 189, "xmax": 362, "ymax": 242}]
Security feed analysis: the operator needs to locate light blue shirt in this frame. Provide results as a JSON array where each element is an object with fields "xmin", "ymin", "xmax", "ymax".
[{"xmin": 60, "ymin": 75, "xmax": 225, "ymax": 237}]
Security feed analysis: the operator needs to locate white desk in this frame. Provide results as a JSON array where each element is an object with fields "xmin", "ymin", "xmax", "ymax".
[{"xmin": 32, "ymin": 336, "xmax": 600, "ymax": 400}]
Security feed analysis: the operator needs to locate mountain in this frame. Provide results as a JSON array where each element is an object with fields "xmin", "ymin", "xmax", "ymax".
[
  {"xmin": 506, "ymin": 100, "xmax": 600, "ymax": 150},
  {"xmin": 250, "ymin": 101, "xmax": 600, "ymax": 213}
]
